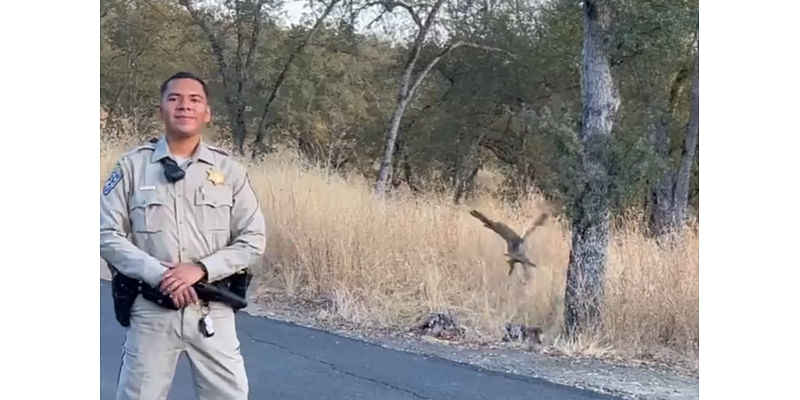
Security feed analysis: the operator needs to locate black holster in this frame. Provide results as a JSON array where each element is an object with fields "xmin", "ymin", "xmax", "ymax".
[
  {"xmin": 227, "ymin": 269, "xmax": 253, "ymax": 300},
  {"xmin": 110, "ymin": 271, "xmax": 139, "ymax": 327}
]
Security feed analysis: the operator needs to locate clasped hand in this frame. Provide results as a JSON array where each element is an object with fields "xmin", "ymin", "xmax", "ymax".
[{"xmin": 159, "ymin": 262, "xmax": 207, "ymax": 308}]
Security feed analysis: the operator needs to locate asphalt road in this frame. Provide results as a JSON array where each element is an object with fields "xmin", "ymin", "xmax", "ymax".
[{"xmin": 100, "ymin": 280, "xmax": 619, "ymax": 400}]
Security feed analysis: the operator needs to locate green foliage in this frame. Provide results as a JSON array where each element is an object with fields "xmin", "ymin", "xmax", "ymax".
[
  {"xmin": 101, "ymin": 0, "xmax": 218, "ymax": 138},
  {"xmin": 100, "ymin": 0, "xmax": 699, "ymax": 220}
]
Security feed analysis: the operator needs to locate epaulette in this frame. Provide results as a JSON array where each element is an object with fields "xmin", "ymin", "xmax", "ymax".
[
  {"xmin": 207, "ymin": 144, "xmax": 229, "ymax": 156},
  {"xmin": 121, "ymin": 141, "xmax": 156, "ymax": 157}
]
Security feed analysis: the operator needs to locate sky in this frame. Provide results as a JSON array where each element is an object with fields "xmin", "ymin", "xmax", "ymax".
[
  {"xmin": 275, "ymin": 0, "xmax": 414, "ymax": 43},
  {"xmin": 186, "ymin": 0, "xmax": 428, "ymax": 44},
  {"xmin": 279, "ymin": 0, "xmax": 316, "ymax": 25}
]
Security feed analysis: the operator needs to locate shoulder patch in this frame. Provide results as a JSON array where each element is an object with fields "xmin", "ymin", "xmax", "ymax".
[{"xmin": 103, "ymin": 166, "xmax": 123, "ymax": 196}]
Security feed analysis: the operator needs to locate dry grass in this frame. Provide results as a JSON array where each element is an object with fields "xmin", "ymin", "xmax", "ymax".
[{"xmin": 100, "ymin": 137, "xmax": 698, "ymax": 368}]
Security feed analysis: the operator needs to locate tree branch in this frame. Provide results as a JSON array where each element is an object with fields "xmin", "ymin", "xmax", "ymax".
[
  {"xmin": 389, "ymin": 1, "xmax": 423, "ymax": 29},
  {"xmin": 364, "ymin": 8, "xmax": 390, "ymax": 29},
  {"xmin": 397, "ymin": 0, "xmax": 446, "ymax": 98},
  {"xmin": 244, "ymin": 0, "xmax": 267, "ymax": 74},
  {"xmin": 252, "ymin": 0, "xmax": 341, "ymax": 153},
  {"xmin": 355, "ymin": 1, "xmax": 423, "ymax": 29},
  {"xmin": 234, "ymin": 1, "xmax": 245, "ymax": 84},
  {"xmin": 408, "ymin": 41, "xmax": 515, "ymax": 99},
  {"xmin": 179, "ymin": 0, "xmax": 231, "ymax": 97}
]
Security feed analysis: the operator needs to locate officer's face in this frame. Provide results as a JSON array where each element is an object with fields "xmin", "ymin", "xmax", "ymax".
[{"xmin": 159, "ymin": 78, "xmax": 211, "ymax": 138}]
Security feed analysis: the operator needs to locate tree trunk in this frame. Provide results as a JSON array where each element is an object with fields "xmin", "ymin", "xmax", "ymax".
[
  {"xmin": 373, "ymin": 0, "xmax": 445, "ymax": 194},
  {"xmin": 671, "ymin": 62, "xmax": 699, "ymax": 226},
  {"xmin": 375, "ymin": 97, "xmax": 412, "ymax": 193},
  {"xmin": 648, "ymin": 60, "xmax": 698, "ymax": 236},
  {"xmin": 453, "ymin": 162, "xmax": 480, "ymax": 204},
  {"xmin": 564, "ymin": 0, "xmax": 620, "ymax": 337},
  {"xmin": 648, "ymin": 115, "xmax": 674, "ymax": 236},
  {"xmin": 371, "ymin": 0, "xmax": 511, "ymax": 194},
  {"xmin": 372, "ymin": 39, "xmax": 510, "ymax": 195},
  {"xmin": 398, "ymin": 137, "xmax": 421, "ymax": 193},
  {"xmin": 452, "ymin": 132, "xmax": 484, "ymax": 204},
  {"xmin": 646, "ymin": 63, "xmax": 692, "ymax": 235},
  {"xmin": 233, "ymin": 103, "xmax": 248, "ymax": 152},
  {"xmin": 180, "ymin": 0, "xmax": 258, "ymax": 155}
]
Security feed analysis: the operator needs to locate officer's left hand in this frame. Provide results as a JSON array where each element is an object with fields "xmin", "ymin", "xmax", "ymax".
[
  {"xmin": 170, "ymin": 286, "xmax": 199, "ymax": 308},
  {"xmin": 159, "ymin": 262, "xmax": 207, "ymax": 296}
]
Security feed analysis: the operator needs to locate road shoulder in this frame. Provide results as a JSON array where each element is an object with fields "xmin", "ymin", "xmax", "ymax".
[{"xmin": 242, "ymin": 295, "xmax": 699, "ymax": 400}]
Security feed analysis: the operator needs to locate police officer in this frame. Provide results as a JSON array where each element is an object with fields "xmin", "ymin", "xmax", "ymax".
[{"xmin": 100, "ymin": 71, "xmax": 266, "ymax": 400}]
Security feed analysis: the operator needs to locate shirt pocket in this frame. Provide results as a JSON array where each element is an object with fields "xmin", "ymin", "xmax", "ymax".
[
  {"xmin": 129, "ymin": 189, "xmax": 171, "ymax": 233},
  {"xmin": 194, "ymin": 185, "xmax": 233, "ymax": 232}
]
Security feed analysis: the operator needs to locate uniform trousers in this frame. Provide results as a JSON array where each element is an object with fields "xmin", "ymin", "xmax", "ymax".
[{"xmin": 115, "ymin": 295, "xmax": 248, "ymax": 400}]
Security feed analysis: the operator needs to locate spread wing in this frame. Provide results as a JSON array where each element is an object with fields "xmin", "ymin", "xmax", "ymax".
[
  {"xmin": 469, "ymin": 210, "xmax": 521, "ymax": 242},
  {"xmin": 522, "ymin": 213, "xmax": 548, "ymax": 240}
]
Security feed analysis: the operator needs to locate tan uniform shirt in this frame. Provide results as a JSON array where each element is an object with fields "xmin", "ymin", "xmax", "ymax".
[{"xmin": 100, "ymin": 136, "xmax": 266, "ymax": 288}]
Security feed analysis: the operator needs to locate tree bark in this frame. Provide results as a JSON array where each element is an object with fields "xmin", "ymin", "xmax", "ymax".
[
  {"xmin": 375, "ymin": 96, "xmax": 414, "ymax": 193},
  {"xmin": 671, "ymin": 60, "xmax": 699, "ymax": 227},
  {"xmin": 648, "ymin": 114, "xmax": 674, "ymax": 236},
  {"xmin": 389, "ymin": 135, "xmax": 421, "ymax": 192},
  {"xmin": 648, "ymin": 61, "xmax": 697, "ymax": 236},
  {"xmin": 452, "ymin": 130, "xmax": 486, "ymax": 204},
  {"xmin": 564, "ymin": 0, "xmax": 620, "ymax": 337},
  {"xmin": 453, "ymin": 161, "xmax": 480, "ymax": 204}
]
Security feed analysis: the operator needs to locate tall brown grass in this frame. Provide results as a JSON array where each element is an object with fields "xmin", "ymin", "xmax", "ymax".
[{"xmin": 100, "ymin": 137, "xmax": 698, "ymax": 368}]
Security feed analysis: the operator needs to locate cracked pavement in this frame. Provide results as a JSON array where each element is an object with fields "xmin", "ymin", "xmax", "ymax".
[{"xmin": 100, "ymin": 280, "xmax": 620, "ymax": 399}]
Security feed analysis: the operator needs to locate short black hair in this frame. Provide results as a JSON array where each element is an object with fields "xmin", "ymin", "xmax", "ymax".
[{"xmin": 160, "ymin": 71, "xmax": 209, "ymax": 99}]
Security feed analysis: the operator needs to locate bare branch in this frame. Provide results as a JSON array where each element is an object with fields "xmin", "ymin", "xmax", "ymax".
[
  {"xmin": 253, "ymin": 0, "xmax": 342, "ymax": 153},
  {"xmin": 350, "ymin": 1, "xmax": 382, "ymax": 18},
  {"xmin": 353, "ymin": 1, "xmax": 423, "ymax": 29},
  {"xmin": 390, "ymin": 1, "xmax": 423, "ymax": 29},
  {"xmin": 244, "ymin": 0, "xmax": 267, "ymax": 73},
  {"xmin": 179, "ymin": 0, "xmax": 231, "ymax": 96},
  {"xmin": 456, "ymin": 42, "xmax": 516, "ymax": 59},
  {"xmin": 398, "ymin": 0, "xmax": 446, "ymax": 97},
  {"xmin": 364, "ymin": 8, "xmax": 390, "ymax": 29},
  {"xmin": 408, "ymin": 40, "xmax": 515, "ymax": 99},
  {"xmin": 234, "ymin": 1, "xmax": 245, "ymax": 81}
]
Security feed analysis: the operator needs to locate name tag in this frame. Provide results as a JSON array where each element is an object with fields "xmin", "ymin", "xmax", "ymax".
[{"xmin": 138, "ymin": 186, "xmax": 155, "ymax": 191}]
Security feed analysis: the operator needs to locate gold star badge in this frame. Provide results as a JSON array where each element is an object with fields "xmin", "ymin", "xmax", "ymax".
[{"xmin": 207, "ymin": 168, "xmax": 225, "ymax": 185}]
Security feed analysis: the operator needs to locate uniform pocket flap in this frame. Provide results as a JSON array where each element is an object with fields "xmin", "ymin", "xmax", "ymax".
[
  {"xmin": 195, "ymin": 186, "xmax": 233, "ymax": 208},
  {"xmin": 130, "ymin": 189, "xmax": 167, "ymax": 209}
]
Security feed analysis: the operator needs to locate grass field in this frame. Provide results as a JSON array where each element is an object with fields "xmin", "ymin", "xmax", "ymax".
[{"xmin": 101, "ymin": 136, "xmax": 698, "ymax": 368}]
